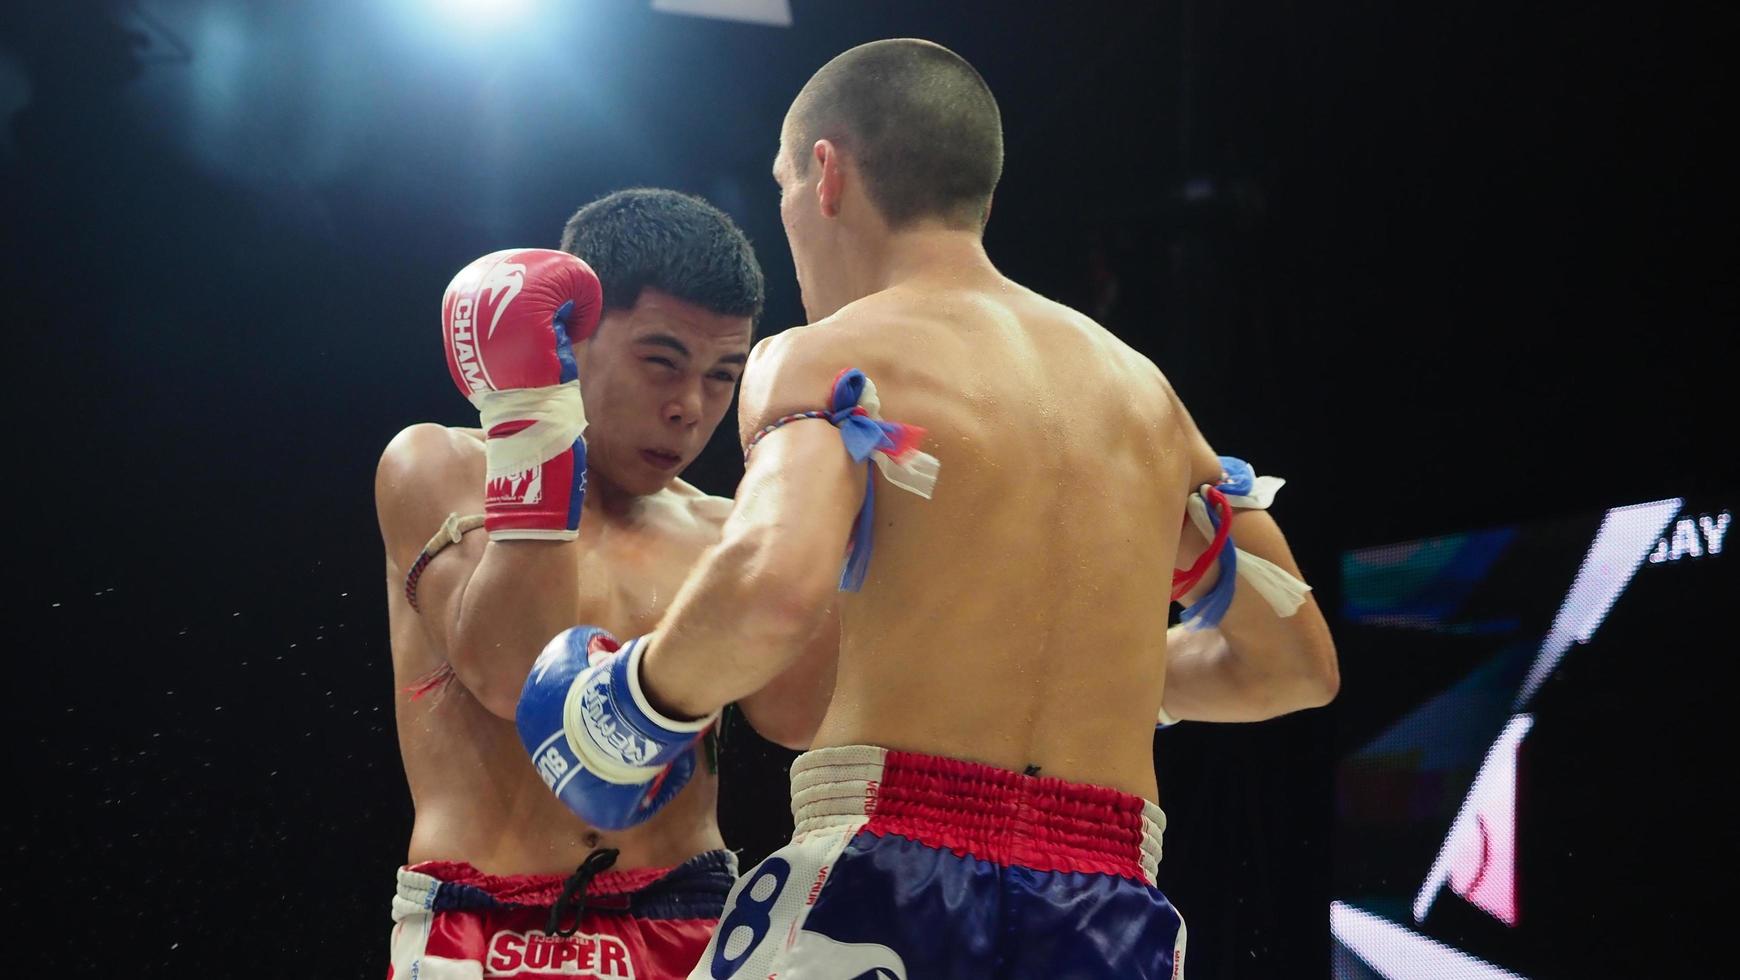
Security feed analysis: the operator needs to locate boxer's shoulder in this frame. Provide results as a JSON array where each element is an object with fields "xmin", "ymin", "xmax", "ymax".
[
  {"xmin": 747, "ymin": 308, "xmax": 901, "ymax": 383},
  {"xmin": 375, "ymin": 424, "xmax": 486, "ymax": 558},
  {"xmin": 736, "ymin": 325, "xmax": 851, "ymax": 435},
  {"xmin": 381, "ymin": 421, "xmax": 484, "ymax": 459},
  {"xmin": 744, "ymin": 323, "xmax": 822, "ymax": 372},
  {"xmin": 378, "ymin": 424, "xmax": 486, "ymax": 491}
]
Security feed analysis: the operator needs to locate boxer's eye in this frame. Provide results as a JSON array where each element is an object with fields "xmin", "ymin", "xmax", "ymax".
[
  {"xmin": 645, "ymin": 357, "xmax": 678, "ymax": 370},
  {"xmin": 708, "ymin": 371, "xmax": 739, "ymax": 384}
]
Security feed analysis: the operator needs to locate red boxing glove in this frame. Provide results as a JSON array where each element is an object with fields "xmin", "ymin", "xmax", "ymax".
[{"xmin": 441, "ymin": 249, "xmax": 604, "ymax": 539}]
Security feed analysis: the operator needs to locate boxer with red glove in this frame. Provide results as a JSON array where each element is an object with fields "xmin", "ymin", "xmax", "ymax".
[{"xmin": 374, "ymin": 190, "xmax": 837, "ymax": 980}]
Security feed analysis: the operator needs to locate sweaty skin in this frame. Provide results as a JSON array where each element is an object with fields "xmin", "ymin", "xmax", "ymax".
[
  {"xmin": 641, "ymin": 241, "xmax": 1333, "ymax": 799},
  {"xmin": 637, "ymin": 98, "xmax": 1335, "ymax": 806},
  {"xmin": 376, "ymin": 288, "xmax": 834, "ymax": 875},
  {"xmin": 755, "ymin": 276, "xmax": 1203, "ymax": 801},
  {"xmin": 380, "ymin": 427, "xmax": 729, "ymax": 872}
]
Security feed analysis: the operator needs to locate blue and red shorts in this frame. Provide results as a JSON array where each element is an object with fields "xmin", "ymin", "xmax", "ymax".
[
  {"xmin": 390, "ymin": 850, "xmax": 735, "ymax": 979},
  {"xmin": 690, "ymin": 746, "xmax": 1186, "ymax": 979}
]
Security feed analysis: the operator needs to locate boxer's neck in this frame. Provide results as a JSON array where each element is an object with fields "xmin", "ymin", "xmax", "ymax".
[
  {"xmin": 582, "ymin": 475, "xmax": 650, "ymax": 522},
  {"xmin": 852, "ymin": 225, "xmax": 996, "ymax": 301}
]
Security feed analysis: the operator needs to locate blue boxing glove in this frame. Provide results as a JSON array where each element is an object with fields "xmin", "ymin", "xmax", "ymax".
[{"xmin": 516, "ymin": 627, "xmax": 717, "ymax": 831}]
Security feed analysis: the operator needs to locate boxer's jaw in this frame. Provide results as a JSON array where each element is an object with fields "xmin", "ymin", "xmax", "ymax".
[
  {"xmin": 779, "ymin": 137, "xmax": 914, "ymax": 323},
  {"xmin": 776, "ymin": 139, "xmax": 846, "ymax": 322}
]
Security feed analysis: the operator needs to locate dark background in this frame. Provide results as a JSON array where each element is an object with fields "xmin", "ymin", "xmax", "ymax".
[{"xmin": 1, "ymin": 1, "xmax": 1730, "ymax": 976}]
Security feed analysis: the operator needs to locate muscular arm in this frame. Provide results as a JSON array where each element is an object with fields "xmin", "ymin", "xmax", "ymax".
[
  {"xmin": 1160, "ymin": 520, "xmax": 1336, "ymax": 722},
  {"xmin": 687, "ymin": 483, "xmax": 840, "ymax": 750},
  {"xmin": 640, "ymin": 332, "xmax": 862, "ymax": 721},
  {"xmin": 1159, "ymin": 392, "xmax": 1340, "ymax": 722},
  {"xmin": 375, "ymin": 424, "xmax": 584, "ymax": 719}
]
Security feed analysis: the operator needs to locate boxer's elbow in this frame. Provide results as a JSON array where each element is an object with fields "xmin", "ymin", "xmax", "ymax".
[
  {"xmin": 1224, "ymin": 627, "xmax": 1338, "ymax": 718},
  {"xmin": 1270, "ymin": 630, "xmax": 1339, "ymax": 713},
  {"xmin": 446, "ymin": 634, "xmax": 525, "ymax": 721},
  {"xmin": 1290, "ymin": 668, "xmax": 1339, "ymax": 711},
  {"xmin": 471, "ymin": 675, "xmax": 524, "ymax": 722},
  {"xmin": 1294, "ymin": 618, "xmax": 1340, "ymax": 708},
  {"xmin": 739, "ymin": 636, "xmax": 835, "ymax": 750},
  {"xmin": 740, "ymin": 696, "xmax": 826, "ymax": 751},
  {"xmin": 1304, "ymin": 654, "xmax": 1340, "ymax": 708}
]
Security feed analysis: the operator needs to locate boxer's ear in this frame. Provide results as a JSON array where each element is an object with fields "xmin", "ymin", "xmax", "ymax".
[{"xmin": 813, "ymin": 139, "xmax": 845, "ymax": 219}]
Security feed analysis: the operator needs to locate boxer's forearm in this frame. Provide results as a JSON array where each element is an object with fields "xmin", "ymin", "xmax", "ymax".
[
  {"xmin": 446, "ymin": 540, "xmax": 581, "ymax": 718},
  {"xmin": 640, "ymin": 524, "xmax": 837, "ymax": 720},
  {"xmin": 642, "ymin": 413, "xmax": 861, "ymax": 723},
  {"xmin": 1169, "ymin": 510, "xmax": 1338, "ymax": 719}
]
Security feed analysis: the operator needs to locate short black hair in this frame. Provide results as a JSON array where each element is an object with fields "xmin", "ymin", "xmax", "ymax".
[
  {"xmin": 787, "ymin": 39, "xmax": 1003, "ymax": 231},
  {"xmin": 559, "ymin": 188, "xmax": 764, "ymax": 322}
]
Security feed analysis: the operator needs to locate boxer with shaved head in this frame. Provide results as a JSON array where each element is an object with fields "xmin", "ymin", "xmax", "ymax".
[{"xmin": 512, "ymin": 43, "xmax": 1338, "ymax": 979}]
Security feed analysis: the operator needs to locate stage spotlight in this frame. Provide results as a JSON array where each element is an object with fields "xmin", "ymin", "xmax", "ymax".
[{"xmin": 430, "ymin": 0, "xmax": 538, "ymax": 28}]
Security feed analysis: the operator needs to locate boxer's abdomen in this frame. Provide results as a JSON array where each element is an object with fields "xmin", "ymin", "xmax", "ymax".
[{"xmin": 397, "ymin": 680, "xmax": 723, "ymax": 874}]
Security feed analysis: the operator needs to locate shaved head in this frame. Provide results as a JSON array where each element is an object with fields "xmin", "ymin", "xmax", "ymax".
[{"xmin": 785, "ymin": 39, "xmax": 1004, "ymax": 231}]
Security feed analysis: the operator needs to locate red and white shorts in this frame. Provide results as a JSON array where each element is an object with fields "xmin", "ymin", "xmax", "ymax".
[{"xmin": 388, "ymin": 850, "xmax": 735, "ymax": 979}]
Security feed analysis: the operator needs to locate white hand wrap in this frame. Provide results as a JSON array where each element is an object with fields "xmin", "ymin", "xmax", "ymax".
[{"xmin": 470, "ymin": 381, "xmax": 588, "ymax": 480}]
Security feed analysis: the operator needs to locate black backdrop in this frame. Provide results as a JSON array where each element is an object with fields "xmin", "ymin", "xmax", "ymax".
[{"xmin": 1, "ymin": 2, "xmax": 1730, "ymax": 976}]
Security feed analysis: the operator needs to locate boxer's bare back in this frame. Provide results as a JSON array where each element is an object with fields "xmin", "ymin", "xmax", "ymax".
[{"xmin": 762, "ymin": 270, "xmax": 1220, "ymax": 802}]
